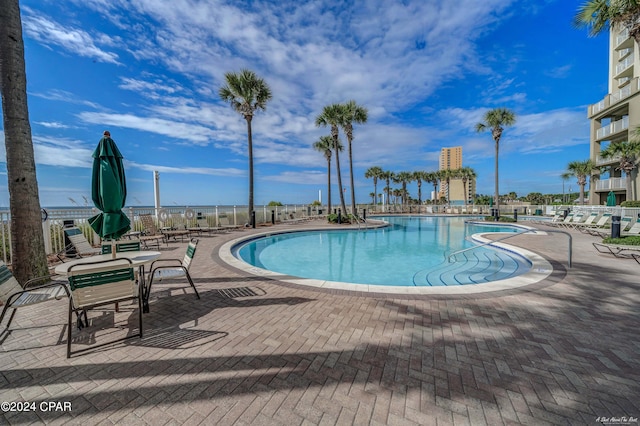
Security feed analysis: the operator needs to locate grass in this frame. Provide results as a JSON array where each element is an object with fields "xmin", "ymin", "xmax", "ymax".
[{"xmin": 602, "ymin": 235, "xmax": 640, "ymax": 245}]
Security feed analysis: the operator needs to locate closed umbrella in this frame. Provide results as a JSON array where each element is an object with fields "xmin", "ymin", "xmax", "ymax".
[
  {"xmin": 606, "ymin": 191, "xmax": 616, "ymax": 207},
  {"xmin": 88, "ymin": 131, "xmax": 131, "ymax": 241}
]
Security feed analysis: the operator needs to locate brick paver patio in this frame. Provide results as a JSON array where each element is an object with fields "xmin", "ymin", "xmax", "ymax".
[{"xmin": 1, "ymin": 219, "xmax": 639, "ymax": 425}]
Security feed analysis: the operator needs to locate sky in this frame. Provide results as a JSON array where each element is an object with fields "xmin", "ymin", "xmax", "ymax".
[{"xmin": 0, "ymin": 0, "xmax": 609, "ymax": 207}]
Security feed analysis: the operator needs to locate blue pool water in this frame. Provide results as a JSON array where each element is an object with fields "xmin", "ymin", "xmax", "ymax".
[{"xmin": 234, "ymin": 216, "xmax": 532, "ymax": 286}]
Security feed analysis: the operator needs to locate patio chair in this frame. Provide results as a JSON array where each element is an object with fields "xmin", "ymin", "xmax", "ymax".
[
  {"xmin": 0, "ymin": 261, "xmax": 69, "ymax": 335},
  {"xmin": 187, "ymin": 218, "xmax": 221, "ymax": 236},
  {"xmin": 622, "ymin": 218, "xmax": 640, "ymax": 237},
  {"xmin": 66, "ymin": 257, "xmax": 141, "ymax": 358},
  {"xmin": 57, "ymin": 227, "xmax": 101, "ymax": 261},
  {"xmin": 146, "ymin": 238, "xmax": 200, "ymax": 303},
  {"xmin": 559, "ymin": 212, "xmax": 585, "ymax": 228}
]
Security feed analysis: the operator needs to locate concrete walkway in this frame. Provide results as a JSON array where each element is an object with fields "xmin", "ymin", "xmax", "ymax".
[{"xmin": 1, "ymin": 218, "xmax": 638, "ymax": 425}]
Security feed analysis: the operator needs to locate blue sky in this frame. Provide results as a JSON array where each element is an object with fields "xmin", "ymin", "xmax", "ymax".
[{"xmin": 0, "ymin": 0, "xmax": 608, "ymax": 207}]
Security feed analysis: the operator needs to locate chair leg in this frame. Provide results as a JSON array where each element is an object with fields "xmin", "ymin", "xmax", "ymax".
[
  {"xmin": 0, "ymin": 306, "xmax": 17, "ymax": 331},
  {"xmin": 183, "ymin": 268, "xmax": 200, "ymax": 299},
  {"xmin": 67, "ymin": 299, "xmax": 73, "ymax": 358}
]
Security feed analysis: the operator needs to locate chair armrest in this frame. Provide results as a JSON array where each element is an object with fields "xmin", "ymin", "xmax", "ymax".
[
  {"xmin": 149, "ymin": 259, "xmax": 182, "ymax": 270},
  {"xmin": 22, "ymin": 275, "xmax": 70, "ymax": 298}
]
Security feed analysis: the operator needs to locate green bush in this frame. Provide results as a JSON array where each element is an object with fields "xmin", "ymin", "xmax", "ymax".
[
  {"xmin": 327, "ymin": 213, "xmax": 357, "ymax": 224},
  {"xmin": 602, "ymin": 235, "xmax": 640, "ymax": 245},
  {"xmin": 620, "ymin": 200, "xmax": 640, "ymax": 207},
  {"xmin": 483, "ymin": 216, "xmax": 517, "ymax": 223},
  {"xmin": 267, "ymin": 201, "xmax": 283, "ymax": 206}
]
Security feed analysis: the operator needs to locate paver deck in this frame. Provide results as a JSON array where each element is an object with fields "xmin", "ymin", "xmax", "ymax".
[{"xmin": 1, "ymin": 218, "xmax": 639, "ymax": 425}]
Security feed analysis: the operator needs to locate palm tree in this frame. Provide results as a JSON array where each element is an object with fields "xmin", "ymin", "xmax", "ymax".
[
  {"xmin": 459, "ymin": 167, "xmax": 477, "ymax": 205},
  {"xmin": 425, "ymin": 171, "xmax": 440, "ymax": 204},
  {"xmin": 440, "ymin": 169, "xmax": 456, "ymax": 204},
  {"xmin": 380, "ymin": 170, "xmax": 394, "ymax": 209},
  {"xmin": 313, "ymin": 135, "xmax": 343, "ymax": 214},
  {"xmin": 475, "ymin": 108, "xmax": 517, "ymax": 214},
  {"xmin": 219, "ymin": 69, "xmax": 272, "ymax": 227},
  {"xmin": 364, "ymin": 166, "xmax": 383, "ymax": 210},
  {"xmin": 574, "ymin": 1, "xmax": 640, "ymax": 43},
  {"xmin": 601, "ymin": 139, "xmax": 640, "ymax": 201},
  {"xmin": 316, "ymin": 104, "xmax": 348, "ymax": 216},
  {"xmin": 0, "ymin": 0, "xmax": 49, "ymax": 282},
  {"xmin": 413, "ymin": 171, "xmax": 427, "ymax": 205},
  {"xmin": 393, "ymin": 172, "xmax": 414, "ymax": 206},
  {"xmin": 340, "ymin": 100, "xmax": 368, "ymax": 215},
  {"xmin": 562, "ymin": 159, "xmax": 597, "ymax": 205}
]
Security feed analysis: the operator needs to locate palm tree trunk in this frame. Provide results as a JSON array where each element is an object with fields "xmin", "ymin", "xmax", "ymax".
[
  {"xmin": 0, "ymin": 0, "xmax": 49, "ymax": 282},
  {"xmin": 579, "ymin": 184, "xmax": 585, "ymax": 206},
  {"xmin": 348, "ymin": 139, "xmax": 356, "ymax": 216},
  {"xmin": 326, "ymin": 159, "xmax": 332, "ymax": 213},
  {"xmin": 494, "ymin": 139, "xmax": 500, "ymax": 214},
  {"xmin": 417, "ymin": 181, "xmax": 422, "ymax": 204},
  {"xmin": 373, "ymin": 179, "xmax": 377, "ymax": 212},
  {"xmin": 333, "ymin": 131, "xmax": 348, "ymax": 217},
  {"xmin": 246, "ymin": 118, "xmax": 254, "ymax": 226}
]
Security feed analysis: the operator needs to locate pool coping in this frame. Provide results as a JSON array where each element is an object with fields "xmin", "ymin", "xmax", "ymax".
[{"xmin": 218, "ymin": 222, "xmax": 555, "ymax": 295}]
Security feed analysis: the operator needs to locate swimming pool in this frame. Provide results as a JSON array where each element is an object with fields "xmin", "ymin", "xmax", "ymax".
[{"xmin": 231, "ymin": 216, "xmax": 541, "ymax": 288}]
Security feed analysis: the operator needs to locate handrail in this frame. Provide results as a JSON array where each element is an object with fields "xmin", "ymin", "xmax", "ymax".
[
  {"xmin": 445, "ymin": 229, "xmax": 537, "ymax": 263},
  {"xmin": 446, "ymin": 228, "xmax": 572, "ymax": 268}
]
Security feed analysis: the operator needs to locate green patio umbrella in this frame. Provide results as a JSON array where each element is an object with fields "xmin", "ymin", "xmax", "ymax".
[
  {"xmin": 606, "ymin": 191, "xmax": 616, "ymax": 207},
  {"xmin": 88, "ymin": 131, "xmax": 131, "ymax": 240}
]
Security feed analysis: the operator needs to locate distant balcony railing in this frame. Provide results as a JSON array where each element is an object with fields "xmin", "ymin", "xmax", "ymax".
[
  {"xmin": 595, "ymin": 177, "xmax": 627, "ymax": 191},
  {"xmin": 595, "ymin": 153, "xmax": 622, "ymax": 166},
  {"xmin": 596, "ymin": 116, "xmax": 629, "ymax": 139}
]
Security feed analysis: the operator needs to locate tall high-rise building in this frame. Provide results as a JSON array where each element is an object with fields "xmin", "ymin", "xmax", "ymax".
[
  {"xmin": 439, "ymin": 147, "xmax": 462, "ymax": 171},
  {"xmin": 438, "ymin": 147, "xmax": 475, "ymax": 204},
  {"xmin": 588, "ymin": 25, "xmax": 639, "ymax": 205}
]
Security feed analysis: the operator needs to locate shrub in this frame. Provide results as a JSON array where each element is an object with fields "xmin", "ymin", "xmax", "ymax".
[
  {"xmin": 602, "ymin": 235, "xmax": 640, "ymax": 245},
  {"xmin": 327, "ymin": 213, "xmax": 357, "ymax": 224},
  {"xmin": 267, "ymin": 201, "xmax": 283, "ymax": 206},
  {"xmin": 483, "ymin": 216, "xmax": 517, "ymax": 223},
  {"xmin": 620, "ymin": 200, "xmax": 640, "ymax": 207}
]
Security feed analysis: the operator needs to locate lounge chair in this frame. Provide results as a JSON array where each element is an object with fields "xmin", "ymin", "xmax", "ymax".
[
  {"xmin": 140, "ymin": 214, "xmax": 188, "ymax": 243},
  {"xmin": 621, "ymin": 218, "xmax": 640, "ymax": 236},
  {"xmin": 559, "ymin": 212, "xmax": 586, "ymax": 228},
  {"xmin": 66, "ymin": 257, "xmax": 141, "ymax": 358},
  {"xmin": 581, "ymin": 213, "xmax": 613, "ymax": 236},
  {"xmin": 57, "ymin": 227, "xmax": 101, "ymax": 261},
  {"xmin": 592, "ymin": 242, "xmax": 640, "ymax": 259},
  {"xmin": 548, "ymin": 212, "xmax": 574, "ymax": 227},
  {"xmin": 187, "ymin": 218, "xmax": 221, "ymax": 236},
  {"xmin": 567, "ymin": 212, "xmax": 599, "ymax": 229},
  {"xmin": 147, "ymin": 238, "xmax": 200, "ymax": 303},
  {"xmin": 0, "ymin": 261, "xmax": 69, "ymax": 335},
  {"xmin": 218, "ymin": 215, "xmax": 242, "ymax": 230}
]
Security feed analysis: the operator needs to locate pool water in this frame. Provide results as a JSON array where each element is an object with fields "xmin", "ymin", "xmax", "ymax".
[{"xmin": 234, "ymin": 216, "xmax": 532, "ymax": 286}]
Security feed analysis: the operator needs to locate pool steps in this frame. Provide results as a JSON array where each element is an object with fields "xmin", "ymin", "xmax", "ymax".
[{"xmin": 413, "ymin": 250, "xmax": 526, "ymax": 286}]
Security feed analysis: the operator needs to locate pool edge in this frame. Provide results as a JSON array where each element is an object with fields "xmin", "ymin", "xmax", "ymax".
[{"xmin": 218, "ymin": 226, "xmax": 554, "ymax": 295}]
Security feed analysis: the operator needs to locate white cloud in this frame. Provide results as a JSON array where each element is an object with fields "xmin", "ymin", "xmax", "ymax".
[{"xmin": 22, "ymin": 8, "xmax": 121, "ymax": 64}]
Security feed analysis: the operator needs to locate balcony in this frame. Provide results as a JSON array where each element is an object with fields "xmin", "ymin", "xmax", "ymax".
[
  {"xmin": 589, "ymin": 78, "xmax": 639, "ymax": 116},
  {"xmin": 595, "ymin": 153, "xmax": 622, "ymax": 166},
  {"xmin": 617, "ymin": 28, "xmax": 630, "ymax": 46},
  {"xmin": 615, "ymin": 54, "xmax": 634, "ymax": 75},
  {"xmin": 596, "ymin": 116, "xmax": 629, "ymax": 140},
  {"xmin": 595, "ymin": 177, "xmax": 627, "ymax": 191},
  {"xmin": 619, "ymin": 47, "xmax": 632, "ymax": 59}
]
